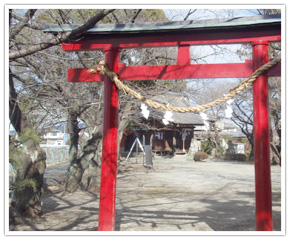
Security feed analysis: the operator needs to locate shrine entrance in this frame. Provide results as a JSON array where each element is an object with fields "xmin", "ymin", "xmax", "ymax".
[{"xmin": 45, "ymin": 14, "xmax": 281, "ymax": 231}]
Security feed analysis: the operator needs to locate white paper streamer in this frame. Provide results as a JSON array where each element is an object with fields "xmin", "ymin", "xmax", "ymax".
[
  {"xmin": 140, "ymin": 103, "xmax": 150, "ymax": 119},
  {"xmin": 225, "ymin": 99, "xmax": 233, "ymax": 119},
  {"xmin": 200, "ymin": 112, "xmax": 210, "ymax": 131},
  {"xmin": 162, "ymin": 111, "xmax": 173, "ymax": 125}
]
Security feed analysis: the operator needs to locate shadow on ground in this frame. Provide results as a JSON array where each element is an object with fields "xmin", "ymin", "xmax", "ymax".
[
  {"xmin": 9, "ymin": 157, "xmax": 281, "ymax": 232},
  {"xmin": 9, "ymin": 188, "xmax": 281, "ymax": 232}
]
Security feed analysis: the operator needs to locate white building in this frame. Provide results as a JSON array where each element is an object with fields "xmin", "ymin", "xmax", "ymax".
[{"xmin": 42, "ymin": 126, "xmax": 69, "ymax": 146}]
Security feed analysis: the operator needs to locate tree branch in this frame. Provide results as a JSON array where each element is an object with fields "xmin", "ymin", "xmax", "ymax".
[
  {"xmin": 9, "ymin": 9, "xmax": 37, "ymax": 40},
  {"xmin": 183, "ymin": 9, "xmax": 197, "ymax": 21},
  {"xmin": 131, "ymin": 9, "xmax": 142, "ymax": 23},
  {"xmin": 9, "ymin": 9, "xmax": 115, "ymax": 60}
]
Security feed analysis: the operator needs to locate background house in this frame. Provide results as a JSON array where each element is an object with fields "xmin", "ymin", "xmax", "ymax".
[{"xmin": 42, "ymin": 126, "xmax": 69, "ymax": 146}]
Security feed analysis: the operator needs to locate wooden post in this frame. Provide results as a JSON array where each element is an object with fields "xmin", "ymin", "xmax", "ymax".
[
  {"xmin": 252, "ymin": 41, "xmax": 273, "ymax": 231},
  {"xmin": 182, "ymin": 129, "xmax": 186, "ymax": 153},
  {"xmin": 144, "ymin": 131, "xmax": 153, "ymax": 167},
  {"xmin": 173, "ymin": 131, "xmax": 176, "ymax": 154},
  {"xmin": 98, "ymin": 47, "xmax": 120, "ymax": 231}
]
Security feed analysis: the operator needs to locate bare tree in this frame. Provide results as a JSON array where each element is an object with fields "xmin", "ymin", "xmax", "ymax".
[
  {"xmin": 187, "ymin": 80, "xmax": 237, "ymax": 155},
  {"xmin": 268, "ymin": 77, "xmax": 281, "ymax": 165},
  {"xmin": 230, "ymin": 88, "xmax": 254, "ymax": 160},
  {"xmin": 9, "ymin": 9, "xmax": 115, "ymax": 60},
  {"xmin": 9, "ymin": 66, "xmax": 46, "ymax": 218},
  {"xmin": 9, "ymin": 8, "xmax": 178, "ymax": 198},
  {"xmin": 232, "ymin": 8, "xmax": 281, "ymax": 164},
  {"xmin": 8, "ymin": 8, "xmax": 115, "ymax": 218}
]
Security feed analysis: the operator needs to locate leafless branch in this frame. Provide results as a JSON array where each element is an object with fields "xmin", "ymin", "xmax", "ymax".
[
  {"xmin": 183, "ymin": 9, "xmax": 197, "ymax": 21},
  {"xmin": 9, "ymin": 9, "xmax": 115, "ymax": 60},
  {"xmin": 9, "ymin": 9, "xmax": 37, "ymax": 40},
  {"xmin": 131, "ymin": 9, "xmax": 142, "ymax": 23}
]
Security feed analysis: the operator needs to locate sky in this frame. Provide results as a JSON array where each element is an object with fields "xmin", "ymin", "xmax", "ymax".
[
  {"xmin": 163, "ymin": 8, "xmax": 258, "ymax": 21},
  {"xmin": 161, "ymin": 8, "xmax": 260, "ymax": 93},
  {"xmin": 163, "ymin": 8, "xmax": 259, "ymax": 65}
]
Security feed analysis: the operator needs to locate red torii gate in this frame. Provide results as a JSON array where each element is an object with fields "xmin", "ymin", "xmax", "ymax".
[{"xmin": 45, "ymin": 14, "xmax": 281, "ymax": 231}]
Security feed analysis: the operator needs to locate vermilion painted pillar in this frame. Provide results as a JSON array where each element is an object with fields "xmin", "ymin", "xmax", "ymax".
[
  {"xmin": 177, "ymin": 44, "xmax": 191, "ymax": 65},
  {"xmin": 252, "ymin": 41, "xmax": 273, "ymax": 231},
  {"xmin": 98, "ymin": 47, "xmax": 120, "ymax": 231}
]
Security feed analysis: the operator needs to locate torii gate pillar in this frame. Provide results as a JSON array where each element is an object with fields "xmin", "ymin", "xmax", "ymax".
[
  {"xmin": 252, "ymin": 40, "xmax": 273, "ymax": 231},
  {"xmin": 98, "ymin": 47, "xmax": 120, "ymax": 231}
]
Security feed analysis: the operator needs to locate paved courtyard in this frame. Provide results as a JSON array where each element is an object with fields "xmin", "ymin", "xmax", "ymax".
[{"xmin": 9, "ymin": 155, "xmax": 282, "ymax": 233}]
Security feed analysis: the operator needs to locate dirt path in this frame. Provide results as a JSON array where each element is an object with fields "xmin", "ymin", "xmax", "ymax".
[{"xmin": 9, "ymin": 155, "xmax": 282, "ymax": 232}]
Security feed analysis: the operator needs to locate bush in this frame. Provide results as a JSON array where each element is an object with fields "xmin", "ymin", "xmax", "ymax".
[
  {"xmin": 201, "ymin": 139, "xmax": 216, "ymax": 155},
  {"xmin": 194, "ymin": 151, "xmax": 209, "ymax": 161},
  {"xmin": 231, "ymin": 154, "xmax": 247, "ymax": 162}
]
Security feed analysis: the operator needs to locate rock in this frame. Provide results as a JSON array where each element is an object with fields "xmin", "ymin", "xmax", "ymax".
[
  {"xmin": 186, "ymin": 139, "xmax": 201, "ymax": 161},
  {"xmin": 194, "ymin": 151, "xmax": 209, "ymax": 161}
]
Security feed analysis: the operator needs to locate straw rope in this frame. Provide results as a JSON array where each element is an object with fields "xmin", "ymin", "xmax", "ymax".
[{"xmin": 88, "ymin": 57, "xmax": 281, "ymax": 113}]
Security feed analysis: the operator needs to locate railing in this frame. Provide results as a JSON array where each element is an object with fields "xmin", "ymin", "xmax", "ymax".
[{"xmin": 42, "ymin": 145, "xmax": 70, "ymax": 165}]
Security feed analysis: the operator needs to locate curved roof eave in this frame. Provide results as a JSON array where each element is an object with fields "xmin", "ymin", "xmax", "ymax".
[{"xmin": 43, "ymin": 14, "xmax": 281, "ymax": 35}]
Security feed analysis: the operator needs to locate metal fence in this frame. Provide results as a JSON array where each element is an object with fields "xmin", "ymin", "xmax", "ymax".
[{"xmin": 42, "ymin": 145, "xmax": 70, "ymax": 165}]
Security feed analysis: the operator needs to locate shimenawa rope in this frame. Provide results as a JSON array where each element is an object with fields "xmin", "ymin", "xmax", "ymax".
[{"xmin": 88, "ymin": 57, "xmax": 281, "ymax": 113}]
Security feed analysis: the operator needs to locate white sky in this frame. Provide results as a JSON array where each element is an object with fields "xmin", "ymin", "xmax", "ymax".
[
  {"xmin": 163, "ymin": 8, "xmax": 258, "ymax": 21},
  {"xmin": 163, "ymin": 8, "xmax": 258, "ymax": 64}
]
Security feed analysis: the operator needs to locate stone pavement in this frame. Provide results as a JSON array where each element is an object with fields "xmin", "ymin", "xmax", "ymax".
[{"xmin": 10, "ymin": 155, "xmax": 282, "ymax": 232}]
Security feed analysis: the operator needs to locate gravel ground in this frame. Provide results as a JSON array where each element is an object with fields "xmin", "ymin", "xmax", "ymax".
[{"xmin": 9, "ymin": 155, "xmax": 282, "ymax": 233}]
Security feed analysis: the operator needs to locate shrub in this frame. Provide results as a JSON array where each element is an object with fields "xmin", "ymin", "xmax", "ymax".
[
  {"xmin": 201, "ymin": 139, "xmax": 216, "ymax": 155},
  {"xmin": 231, "ymin": 154, "xmax": 247, "ymax": 162},
  {"xmin": 19, "ymin": 127, "xmax": 41, "ymax": 144},
  {"xmin": 194, "ymin": 151, "xmax": 209, "ymax": 161}
]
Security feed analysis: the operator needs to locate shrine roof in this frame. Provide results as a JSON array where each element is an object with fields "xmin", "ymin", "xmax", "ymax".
[
  {"xmin": 43, "ymin": 14, "xmax": 281, "ymax": 35},
  {"xmin": 151, "ymin": 93, "xmax": 205, "ymax": 126}
]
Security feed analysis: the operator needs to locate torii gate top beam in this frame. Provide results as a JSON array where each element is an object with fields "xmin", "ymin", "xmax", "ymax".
[
  {"xmin": 44, "ymin": 14, "xmax": 281, "ymax": 50},
  {"xmin": 44, "ymin": 14, "xmax": 281, "ymax": 83}
]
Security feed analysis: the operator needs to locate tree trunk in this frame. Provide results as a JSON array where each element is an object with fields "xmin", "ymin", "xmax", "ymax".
[
  {"xmin": 64, "ymin": 110, "xmax": 82, "ymax": 193},
  {"xmin": 9, "ymin": 68, "xmax": 46, "ymax": 218},
  {"xmin": 64, "ymin": 109, "xmax": 131, "ymax": 193},
  {"xmin": 64, "ymin": 117, "xmax": 129, "ymax": 193},
  {"xmin": 247, "ymin": 133, "xmax": 254, "ymax": 161},
  {"xmin": 270, "ymin": 112, "xmax": 281, "ymax": 166},
  {"xmin": 11, "ymin": 139, "xmax": 46, "ymax": 218},
  {"xmin": 270, "ymin": 142, "xmax": 281, "ymax": 166},
  {"xmin": 64, "ymin": 119, "xmax": 103, "ymax": 193},
  {"xmin": 213, "ymin": 122, "xmax": 221, "ymax": 156},
  {"xmin": 248, "ymin": 145, "xmax": 254, "ymax": 161},
  {"xmin": 118, "ymin": 117, "xmax": 130, "ymax": 159},
  {"xmin": 79, "ymin": 125, "xmax": 103, "ymax": 192}
]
